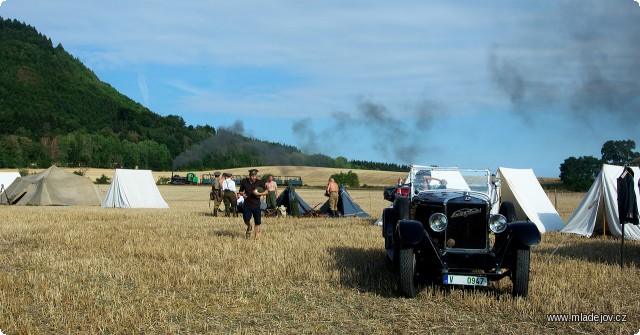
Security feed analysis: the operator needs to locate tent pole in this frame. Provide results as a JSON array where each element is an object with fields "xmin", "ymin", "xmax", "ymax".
[
  {"xmin": 603, "ymin": 203, "xmax": 606, "ymax": 237},
  {"xmin": 621, "ymin": 223, "xmax": 625, "ymax": 268},
  {"xmin": 554, "ymin": 189, "xmax": 557, "ymax": 209}
]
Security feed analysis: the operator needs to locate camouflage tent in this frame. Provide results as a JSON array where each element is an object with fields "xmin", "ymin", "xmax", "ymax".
[
  {"xmin": 276, "ymin": 186, "xmax": 312, "ymax": 216},
  {"xmin": 320, "ymin": 184, "xmax": 370, "ymax": 218},
  {"xmin": 0, "ymin": 166, "xmax": 101, "ymax": 206}
]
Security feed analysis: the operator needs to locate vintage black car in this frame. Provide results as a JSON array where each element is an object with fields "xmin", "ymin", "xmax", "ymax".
[{"xmin": 382, "ymin": 165, "xmax": 541, "ymax": 298}]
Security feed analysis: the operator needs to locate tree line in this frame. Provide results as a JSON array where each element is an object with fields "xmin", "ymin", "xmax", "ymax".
[{"xmin": 559, "ymin": 139, "xmax": 640, "ymax": 191}]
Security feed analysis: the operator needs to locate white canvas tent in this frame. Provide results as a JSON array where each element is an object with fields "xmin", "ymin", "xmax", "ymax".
[
  {"xmin": 561, "ymin": 164, "xmax": 640, "ymax": 240},
  {"xmin": 0, "ymin": 172, "xmax": 20, "ymax": 191},
  {"xmin": 0, "ymin": 166, "xmax": 101, "ymax": 206},
  {"xmin": 496, "ymin": 167, "xmax": 565, "ymax": 233},
  {"xmin": 102, "ymin": 169, "xmax": 168, "ymax": 208}
]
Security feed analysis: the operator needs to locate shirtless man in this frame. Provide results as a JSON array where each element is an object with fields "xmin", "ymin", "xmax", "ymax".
[
  {"xmin": 265, "ymin": 174, "xmax": 278, "ymax": 209},
  {"xmin": 326, "ymin": 177, "xmax": 339, "ymax": 217}
]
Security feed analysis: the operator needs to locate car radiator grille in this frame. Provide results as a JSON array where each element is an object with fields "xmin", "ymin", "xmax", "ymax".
[{"xmin": 445, "ymin": 202, "xmax": 487, "ymax": 250}]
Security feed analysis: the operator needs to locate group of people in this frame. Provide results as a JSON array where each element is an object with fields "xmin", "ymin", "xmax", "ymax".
[
  {"xmin": 211, "ymin": 169, "xmax": 279, "ymax": 239},
  {"xmin": 211, "ymin": 171, "xmax": 345, "ymax": 238}
]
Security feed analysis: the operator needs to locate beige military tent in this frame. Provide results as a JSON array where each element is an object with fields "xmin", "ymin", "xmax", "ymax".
[{"xmin": 0, "ymin": 166, "xmax": 101, "ymax": 206}]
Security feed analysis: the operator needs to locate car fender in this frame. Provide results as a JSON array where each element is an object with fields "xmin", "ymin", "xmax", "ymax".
[
  {"xmin": 502, "ymin": 221, "xmax": 542, "ymax": 247},
  {"xmin": 382, "ymin": 207, "xmax": 397, "ymax": 249},
  {"xmin": 397, "ymin": 219, "xmax": 425, "ymax": 246}
]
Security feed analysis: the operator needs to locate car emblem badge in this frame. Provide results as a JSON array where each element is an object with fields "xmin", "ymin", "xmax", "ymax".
[{"xmin": 451, "ymin": 208, "xmax": 481, "ymax": 218}]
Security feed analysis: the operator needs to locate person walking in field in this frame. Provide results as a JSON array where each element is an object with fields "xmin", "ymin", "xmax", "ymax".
[
  {"xmin": 326, "ymin": 177, "xmax": 339, "ymax": 217},
  {"xmin": 239, "ymin": 169, "xmax": 268, "ymax": 239},
  {"xmin": 265, "ymin": 174, "xmax": 278, "ymax": 209},
  {"xmin": 221, "ymin": 173, "xmax": 237, "ymax": 217},
  {"xmin": 211, "ymin": 171, "xmax": 223, "ymax": 216}
]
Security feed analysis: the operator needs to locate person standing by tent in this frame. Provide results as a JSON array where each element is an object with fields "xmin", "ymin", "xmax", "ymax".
[
  {"xmin": 221, "ymin": 173, "xmax": 237, "ymax": 217},
  {"xmin": 326, "ymin": 177, "xmax": 340, "ymax": 217},
  {"xmin": 265, "ymin": 174, "xmax": 278, "ymax": 209},
  {"xmin": 239, "ymin": 169, "xmax": 268, "ymax": 239},
  {"xmin": 211, "ymin": 171, "xmax": 223, "ymax": 216}
]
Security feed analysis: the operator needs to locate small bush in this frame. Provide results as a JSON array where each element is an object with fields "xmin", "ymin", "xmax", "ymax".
[
  {"xmin": 157, "ymin": 176, "xmax": 171, "ymax": 185},
  {"xmin": 73, "ymin": 168, "xmax": 88, "ymax": 176},
  {"xmin": 95, "ymin": 174, "xmax": 111, "ymax": 184},
  {"xmin": 18, "ymin": 168, "xmax": 30, "ymax": 176}
]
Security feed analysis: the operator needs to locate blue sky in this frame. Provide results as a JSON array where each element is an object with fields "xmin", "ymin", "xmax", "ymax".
[{"xmin": 2, "ymin": 1, "xmax": 639, "ymax": 177}]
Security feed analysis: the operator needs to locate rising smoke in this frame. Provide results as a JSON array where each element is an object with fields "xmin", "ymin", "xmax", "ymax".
[
  {"xmin": 172, "ymin": 120, "xmax": 246, "ymax": 170},
  {"xmin": 172, "ymin": 119, "xmax": 293, "ymax": 170},
  {"xmin": 291, "ymin": 118, "xmax": 321, "ymax": 155},
  {"xmin": 488, "ymin": 0, "xmax": 640, "ymax": 131},
  {"xmin": 221, "ymin": 119, "xmax": 245, "ymax": 135},
  {"xmin": 291, "ymin": 97, "xmax": 444, "ymax": 164}
]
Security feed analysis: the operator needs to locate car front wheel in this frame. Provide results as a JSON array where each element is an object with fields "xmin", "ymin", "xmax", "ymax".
[
  {"xmin": 398, "ymin": 248, "xmax": 417, "ymax": 298},
  {"xmin": 512, "ymin": 246, "xmax": 530, "ymax": 297}
]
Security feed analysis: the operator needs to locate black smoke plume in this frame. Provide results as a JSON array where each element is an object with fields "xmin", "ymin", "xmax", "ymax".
[
  {"xmin": 292, "ymin": 97, "xmax": 444, "ymax": 164},
  {"xmin": 488, "ymin": 0, "xmax": 640, "ymax": 131},
  {"xmin": 172, "ymin": 120, "xmax": 245, "ymax": 170}
]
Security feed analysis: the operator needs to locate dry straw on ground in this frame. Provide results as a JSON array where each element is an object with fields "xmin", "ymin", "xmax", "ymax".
[{"xmin": 0, "ymin": 186, "xmax": 639, "ymax": 334}]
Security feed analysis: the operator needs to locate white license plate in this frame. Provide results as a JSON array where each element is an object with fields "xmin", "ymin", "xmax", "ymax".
[{"xmin": 443, "ymin": 274, "xmax": 488, "ymax": 287}]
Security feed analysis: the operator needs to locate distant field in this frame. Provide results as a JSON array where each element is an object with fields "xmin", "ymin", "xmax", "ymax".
[
  {"xmin": 3, "ymin": 166, "xmax": 408, "ymax": 188},
  {"xmin": 3, "ymin": 166, "xmax": 563, "ymax": 189},
  {"xmin": 1, "ymin": 186, "xmax": 639, "ymax": 334}
]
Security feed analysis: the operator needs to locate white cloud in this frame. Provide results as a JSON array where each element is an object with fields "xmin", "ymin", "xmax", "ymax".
[
  {"xmin": 0, "ymin": 0, "xmax": 6, "ymax": 6},
  {"xmin": 137, "ymin": 72, "xmax": 149, "ymax": 107}
]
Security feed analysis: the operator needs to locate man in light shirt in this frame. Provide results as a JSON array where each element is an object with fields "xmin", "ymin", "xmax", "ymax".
[{"xmin": 222, "ymin": 173, "xmax": 237, "ymax": 217}]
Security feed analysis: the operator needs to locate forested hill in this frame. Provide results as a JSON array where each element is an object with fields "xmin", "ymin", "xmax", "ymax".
[
  {"xmin": 0, "ymin": 17, "xmax": 408, "ymax": 172},
  {"xmin": 0, "ymin": 17, "xmax": 218, "ymax": 170}
]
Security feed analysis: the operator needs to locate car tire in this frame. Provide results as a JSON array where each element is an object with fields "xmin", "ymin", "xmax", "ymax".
[
  {"xmin": 512, "ymin": 246, "xmax": 530, "ymax": 298},
  {"xmin": 392, "ymin": 196, "xmax": 411, "ymax": 270},
  {"xmin": 398, "ymin": 248, "xmax": 417, "ymax": 298},
  {"xmin": 499, "ymin": 201, "xmax": 517, "ymax": 222}
]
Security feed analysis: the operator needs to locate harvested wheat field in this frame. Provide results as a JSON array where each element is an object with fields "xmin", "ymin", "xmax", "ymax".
[{"xmin": 1, "ymin": 185, "xmax": 639, "ymax": 334}]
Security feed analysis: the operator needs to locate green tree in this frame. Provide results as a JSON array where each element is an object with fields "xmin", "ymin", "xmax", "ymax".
[
  {"xmin": 335, "ymin": 156, "xmax": 350, "ymax": 168},
  {"xmin": 601, "ymin": 140, "xmax": 640, "ymax": 165},
  {"xmin": 559, "ymin": 156, "xmax": 601, "ymax": 192},
  {"xmin": 331, "ymin": 171, "xmax": 360, "ymax": 187}
]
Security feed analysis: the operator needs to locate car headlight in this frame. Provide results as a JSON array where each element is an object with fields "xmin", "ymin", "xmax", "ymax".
[
  {"xmin": 429, "ymin": 213, "xmax": 448, "ymax": 232},
  {"xmin": 489, "ymin": 214, "xmax": 507, "ymax": 233}
]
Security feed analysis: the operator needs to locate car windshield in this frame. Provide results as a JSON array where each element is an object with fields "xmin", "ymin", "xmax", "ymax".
[{"xmin": 409, "ymin": 166, "xmax": 490, "ymax": 195}]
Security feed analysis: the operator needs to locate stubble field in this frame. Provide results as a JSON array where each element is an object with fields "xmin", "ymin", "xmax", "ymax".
[{"xmin": 1, "ymin": 184, "xmax": 639, "ymax": 334}]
